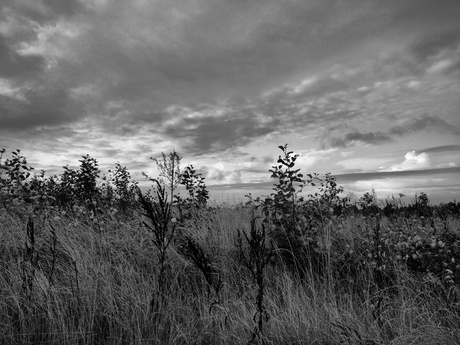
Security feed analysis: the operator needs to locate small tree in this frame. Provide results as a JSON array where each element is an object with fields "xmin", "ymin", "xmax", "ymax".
[
  {"xmin": 56, "ymin": 166, "xmax": 79, "ymax": 207},
  {"xmin": 178, "ymin": 164, "xmax": 209, "ymax": 207},
  {"xmin": 75, "ymin": 154, "xmax": 100, "ymax": 204},
  {"xmin": 0, "ymin": 149, "xmax": 35, "ymax": 198},
  {"xmin": 268, "ymin": 144, "xmax": 307, "ymax": 220},
  {"xmin": 103, "ymin": 162, "xmax": 139, "ymax": 213}
]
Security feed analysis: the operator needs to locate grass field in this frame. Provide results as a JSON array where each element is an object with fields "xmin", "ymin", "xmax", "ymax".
[
  {"xmin": 1, "ymin": 199, "xmax": 460, "ymax": 345},
  {"xmin": 1, "ymin": 148, "xmax": 460, "ymax": 344}
]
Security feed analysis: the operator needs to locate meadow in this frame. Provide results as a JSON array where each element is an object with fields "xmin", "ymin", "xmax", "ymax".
[{"xmin": 1, "ymin": 147, "xmax": 459, "ymax": 345}]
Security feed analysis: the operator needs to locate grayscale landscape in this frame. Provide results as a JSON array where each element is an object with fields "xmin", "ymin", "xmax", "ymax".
[{"xmin": 1, "ymin": 1, "xmax": 460, "ymax": 344}]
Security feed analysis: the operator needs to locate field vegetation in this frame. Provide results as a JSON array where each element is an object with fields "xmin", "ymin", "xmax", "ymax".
[{"xmin": 1, "ymin": 146, "xmax": 460, "ymax": 344}]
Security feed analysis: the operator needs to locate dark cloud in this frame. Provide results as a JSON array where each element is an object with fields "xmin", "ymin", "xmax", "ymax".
[
  {"xmin": 336, "ymin": 167, "xmax": 460, "ymax": 183},
  {"xmin": 163, "ymin": 111, "xmax": 276, "ymax": 154},
  {"xmin": 390, "ymin": 114, "xmax": 460, "ymax": 136},
  {"xmin": 262, "ymin": 156, "xmax": 273, "ymax": 164},
  {"xmin": 0, "ymin": 36, "xmax": 45, "ymax": 78},
  {"xmin": 102, "ymin": 149, "xmax": 119, "ymax": 158},
  {"xmin": 326, "ymin": 115, "xmax": 460, "ymax": 149},
  {"xmin": 209, "ymin": 166, "xmax": 460, "ymax": 193},
  {"xmin": 42, "ymin": 0, "xmax": 82, "ymax": 17},
  {"xmin": 416, "ymin": 145, "xmax": 460, "ymax": 154},
  {"xmin": 410, "ymin": 29, "xmax": 460, "ymax": 63},
  {"xmin": 329, "ymin": 131, "xmax": 392, "ymax": 148},
  {"xmin": 2, "ymin": 0, "xmax": 83, "ymax": 23},
  {"xmin": 0, "ymin": 88, "xmax": 81, "ymax": 131},
  {"xmin": 3, "ymin": 0, "xmax": 460, "ymax": 136}
]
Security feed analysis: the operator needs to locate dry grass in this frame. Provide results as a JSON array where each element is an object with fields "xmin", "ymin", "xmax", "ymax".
[{"xmin": 1, "ymin": 205, "xmax": 460, "ymax": 345}]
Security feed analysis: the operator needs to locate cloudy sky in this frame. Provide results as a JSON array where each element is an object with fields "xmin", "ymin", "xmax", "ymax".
[{"xmin": 1, "ymin": 0, "xmax": 459, "ymax": 204}]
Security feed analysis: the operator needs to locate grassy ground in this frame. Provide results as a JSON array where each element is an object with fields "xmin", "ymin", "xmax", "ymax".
[{"xmin": 1, "ymin": 202, "xmax": 460, "ymax": 345}]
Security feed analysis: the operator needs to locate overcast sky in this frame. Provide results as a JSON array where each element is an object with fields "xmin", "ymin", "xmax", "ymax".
[{"xmin": 1, "ymin": 0, "xmax": 459, "ymax": 204}]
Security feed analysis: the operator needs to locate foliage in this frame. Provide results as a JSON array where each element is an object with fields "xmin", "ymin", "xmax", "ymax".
[
  {"xmin": 246, "ymin": 144, "xmax": 350, "ymax": 277},
  {"xmin": 175, "ymin": 164, "xmax": 209, "ymax": 217},
  {"xmin": 0, "ymin": 149, "xmax": 139, "ymax": 216},
  {"xmin": 0, "ymin": 149, "xmax": 35, "ymax": 200},
  {"xmin": 106, "ymin": 162, "xmax": 138, "ymax": 213}
]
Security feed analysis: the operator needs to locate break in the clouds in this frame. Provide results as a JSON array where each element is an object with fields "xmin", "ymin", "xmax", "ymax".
[
  {"xmin": 389, "ymin": 151, "xmax": 430, "ymax": 171},
  {"xmin": 1, "ymin": 0, "xmax": 460, "ymax": 203}
]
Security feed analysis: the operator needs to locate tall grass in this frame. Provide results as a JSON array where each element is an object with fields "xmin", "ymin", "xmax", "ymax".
[{"xmin": 1, "ymin": 203, "xmax": 459, "ymax": 345}]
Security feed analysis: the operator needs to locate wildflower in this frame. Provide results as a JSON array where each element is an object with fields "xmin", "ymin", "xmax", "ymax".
[{"xmin": 171, "ymin": 217, "xmax": 177, "ymax": 223}]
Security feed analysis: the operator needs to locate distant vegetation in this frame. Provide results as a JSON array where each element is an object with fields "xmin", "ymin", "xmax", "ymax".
[{"xmin": 1, "ymin": 146, "xmax": 460, "ymax": 344}]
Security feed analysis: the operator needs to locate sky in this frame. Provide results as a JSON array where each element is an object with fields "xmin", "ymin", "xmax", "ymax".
[{"xmin": 1, "ymin": 0, "xmax": 459, "ymax": 205}]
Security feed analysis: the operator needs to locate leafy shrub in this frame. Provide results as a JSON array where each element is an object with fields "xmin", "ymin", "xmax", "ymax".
[
  {"xmin": 247, "ymin": 144, "xmax": 351, "ymax": 278},
  {"xmin": 0, "ymin": 149, "xmax": 35, "ymax": 201},
  {"xmin": 176, "ymin": 164, "xmax": 209, "ymax": 211}
]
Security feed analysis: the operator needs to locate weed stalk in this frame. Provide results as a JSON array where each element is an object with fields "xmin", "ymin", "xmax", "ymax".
[
  {"xmin": 138, "ymin": 181, "xmax": 177, "ymax": 317},
  {"xmin": 238, "ymin": 216, "xmax": 273, "ymax": 345}
]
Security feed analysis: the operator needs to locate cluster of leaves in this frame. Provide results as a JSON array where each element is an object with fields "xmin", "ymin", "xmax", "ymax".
[
  {"xmin": 0, "ymin": 149, "xmax": 35, "ymax": 201},
  {"xmin": 376, "ymin": 216, "xmax": 460, "ymax": 282},
  {"xmin": 177, "ymin": 165, "xmax": 209, "ymax": 208}
]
